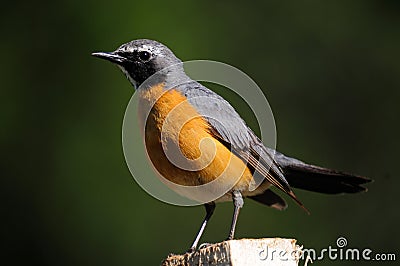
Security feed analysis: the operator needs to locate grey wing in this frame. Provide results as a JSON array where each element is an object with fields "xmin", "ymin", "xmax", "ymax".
[
  {"xmin": 177, "ymin": 82, "xmax": 306, "ymax": 208},
  {"xmin": 178, "ymin": 82, "xmax": 251, "ymax": 150}
]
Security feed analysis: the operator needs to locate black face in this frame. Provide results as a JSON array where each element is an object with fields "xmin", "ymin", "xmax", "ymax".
[{"xmin": 92, "ymin": 39, "xmax": 182, "ymax": 87}]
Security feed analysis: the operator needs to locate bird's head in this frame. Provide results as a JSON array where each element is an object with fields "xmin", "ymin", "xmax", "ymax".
[{"xmin": 92, "ymin": 39, "xmax": 183, "ymax": 89}]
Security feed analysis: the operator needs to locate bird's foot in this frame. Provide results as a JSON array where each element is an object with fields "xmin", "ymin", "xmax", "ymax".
[
  {"xmin": 187, "ymin": 242, "xmax": 213, "ymax": 253},
  {"xmin": 198, "ymin": 242, "xmax": 212, "ymax": 249},
  {"xmin": 186, "ymin": 246, "xmax": 197, "ymax": 254},
  {"xmin": 225, "ymin": 236, "xmax": 234, "ymax": 241}
]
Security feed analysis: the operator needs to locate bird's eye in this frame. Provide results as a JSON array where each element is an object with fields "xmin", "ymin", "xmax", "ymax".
[{"xmin": 138, "ymin": 51, "xmax": 151, "ymax": 62}]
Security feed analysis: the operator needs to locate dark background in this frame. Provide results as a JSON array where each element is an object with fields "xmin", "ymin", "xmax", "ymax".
[{"xmin": 2, "ymin": 1, "xmax": 399, "ymax": 265}]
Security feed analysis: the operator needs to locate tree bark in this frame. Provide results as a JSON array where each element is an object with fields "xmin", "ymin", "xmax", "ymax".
[{"xmin": 162, "ymin": 238, "xmax": 303, "ymax": 266}]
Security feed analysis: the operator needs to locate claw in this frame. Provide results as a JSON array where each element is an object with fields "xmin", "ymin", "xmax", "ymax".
[
  {"xmin": 198, "ymin": 242, "xmax": 212, "ymax": 249},
  {"xmin": 186, "ymin": 247, "xmax": 197, "ymax": 254}
]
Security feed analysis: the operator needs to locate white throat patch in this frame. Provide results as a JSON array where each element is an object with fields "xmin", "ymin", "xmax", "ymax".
[{"xmin": 117, "ymin": 65, "xmax": 137, "ymax": 89}]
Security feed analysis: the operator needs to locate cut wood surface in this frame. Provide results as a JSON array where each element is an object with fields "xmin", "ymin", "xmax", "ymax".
[{"xmin": 162, "ymin": 238, "xmax": 303, "ymax": 266}]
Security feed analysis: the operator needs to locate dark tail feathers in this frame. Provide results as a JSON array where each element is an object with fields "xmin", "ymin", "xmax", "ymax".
[{"xmin": 283, "ymin": 163, "xmax": 371, "ymax": 194}]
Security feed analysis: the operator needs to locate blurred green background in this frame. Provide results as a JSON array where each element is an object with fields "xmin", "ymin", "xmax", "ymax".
[{"xmin": 2, "ymin": 0, "xmax": 399, "ymax": 265}]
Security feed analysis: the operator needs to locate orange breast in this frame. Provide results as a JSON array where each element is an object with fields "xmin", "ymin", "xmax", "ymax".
[{"xmin": 137, "ymin": 83, "xmax": 256, "ymax": 194}]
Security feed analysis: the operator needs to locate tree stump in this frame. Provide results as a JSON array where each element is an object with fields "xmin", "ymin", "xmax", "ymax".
[{"xmin": 162, "ymin": 238, "xmax": 303, "ymax": 266}]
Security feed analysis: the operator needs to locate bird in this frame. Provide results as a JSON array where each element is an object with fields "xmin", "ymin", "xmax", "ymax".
[{"xmin": 92, "ymin": 39, "xmax": 371, "ymax": 252}]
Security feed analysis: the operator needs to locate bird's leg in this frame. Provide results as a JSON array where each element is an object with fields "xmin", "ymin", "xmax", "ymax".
[
  {"xmin": 227, "ymin": 190, "xmax": 244, "ymax": 240},
  {"xmin": 188, "ymin": 202, "xmax": 215, "ymax": 252}
]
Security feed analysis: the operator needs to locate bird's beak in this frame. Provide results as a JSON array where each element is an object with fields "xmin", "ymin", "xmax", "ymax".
[{"xmin": 91, "ymin": 51, "xmax": 127, "ymax": 65}]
